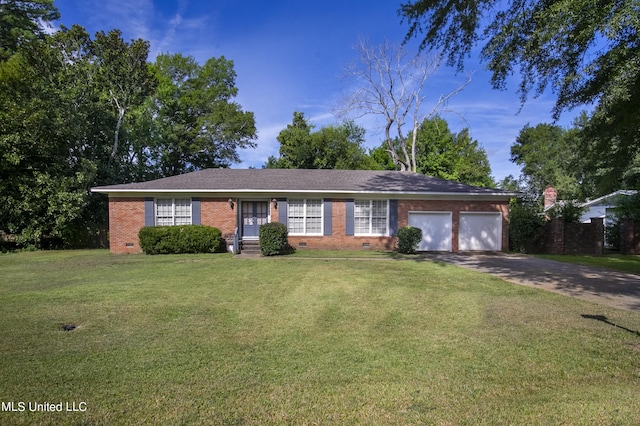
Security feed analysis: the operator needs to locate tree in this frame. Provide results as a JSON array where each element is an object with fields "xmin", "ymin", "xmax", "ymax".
[
  {"xmin": 371, "ymin": 115, "xmax": 494, "ymax": 186},
  {"xmin": 91, "ymin": 29, "xmax": 156, "ymax": 167},
  {"xmin": 0, "ymin": 26, "xmax": 100, "ymax": 246},
  {"xmin": 145, "ymin": 53, "xmax": 257, "ymax": 176},
  {"xmin": 510, "ymin": 120, "xmax": 601, "ymax": 201},
  {"xmin": 399, "ymin": 0, "xmax": 640, "ymax": 172},
  {"xmin": 414, "ymin": 116, "xmax": 494, "ymax": 186},
  {"xmin": 0, "ymin": 0, "xmax": 59, "ymax": 61},
  {"xmin": 266, "ymin": 112, "xmax": 378, "ymax": 170},
  {"xmin": 267, "ymin": 111, "xmax": 315, "ymax": 169},
  {"xmin": 338, "ymin": 39, "xmax": 470, "ymax": 172}
]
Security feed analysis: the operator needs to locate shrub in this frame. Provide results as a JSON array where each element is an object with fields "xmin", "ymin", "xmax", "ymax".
[
  {"xmin": 509, "ymin": 198, "xmax": 545, "ymax": 253},
  {"xmin": 138, "ymin": 225, "xmax": 224, "ymax": 255},
  {"xmin": 546, "ymin": 201, "xmax": 585, "ymax": 223},
  {"xmin": 259, "ymin": 222, "xmax": 293, "ymax": 256},
  {"xmin": 396, "ymin": 226, "xmax": 422, "ymax": 254}
]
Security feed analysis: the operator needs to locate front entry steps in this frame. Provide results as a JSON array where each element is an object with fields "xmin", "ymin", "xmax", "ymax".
[{"xmin": 239, "ymin": 240, "xmax": 261, "ymax": 255}]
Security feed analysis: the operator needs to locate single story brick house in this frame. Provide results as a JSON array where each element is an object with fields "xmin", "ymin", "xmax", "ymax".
[{"xmin": 91, "ymin": 168, "xmax": 517, "ymax": 254}]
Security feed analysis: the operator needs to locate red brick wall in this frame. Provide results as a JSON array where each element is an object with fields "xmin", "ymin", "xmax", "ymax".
[
  {"xmin": 282, "ymin": 199, "xmax": 510, "ymax": 252},
  {"xmin": 398, "ymin": 200, "xmax": 510, "ymax": 252},
  {"xmin": 108, "ymin": 197, "xmax": 146, "ymax": 254},
  {"xmin": 201, "ymin": 198, "xmax": 238, "ymax": 240},
  {"xmin": 106, "ymin": 196, "xmax": 510, "ymax": 253}
]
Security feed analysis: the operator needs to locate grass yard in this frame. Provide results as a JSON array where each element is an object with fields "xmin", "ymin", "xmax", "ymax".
[
  {"xmin": 1, "ymin": 250, "xmax": 639, "ymax": 425},
  {"xmin": 537, "ymin": 254, "xmax": 640, "ymax": 275}
]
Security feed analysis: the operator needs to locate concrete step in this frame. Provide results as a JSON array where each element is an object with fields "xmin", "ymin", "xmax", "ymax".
[{"xmin": 240, "ymin": 240, "xmax": 261, "ymax": 254}]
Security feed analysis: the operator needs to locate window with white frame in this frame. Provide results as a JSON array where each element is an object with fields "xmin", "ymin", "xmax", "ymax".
[
  {"xmin": 155, "ymin": 198, "xmax": 192, "ymax": 226},
  {"xmin": 288, "ymin": 199, "xmax": 322, "ymax": 235},
  {"xmin": 355, "ymin": 200, "xmax": 388, "ymax": 235}
]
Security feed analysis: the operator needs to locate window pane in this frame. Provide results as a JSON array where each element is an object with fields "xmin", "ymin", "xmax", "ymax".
[
  {"xmin": 289, "ymin": 218, "xmax": 304, "ymax": 233},
  {"xmin": 354, "ymin": 200, "xmax": 369, "ymax": 217},
  {"xmin": 372, "ymin": 200, "xmax": 387, "ymax": 218},
  {"xmin": 174, "ymin": 199, "xmax": 190, "ymax": 216},
  {"xmin": 371, "ymin": 218, "xmax": 387, "ymax": 234},
  {"xmin": 354, "ymin": 217, "xmax": 369, "ymax": 234},
  {"xmin": 306, "ymin": 217, "xmax": 322, "ymax": 233},
  {"xmin": 156, "ymin": 217, "xmax": 173, "ymax": 226},
  {"xmin": 156, "ymin": 198, "xmax": 191, "ymax": 226},
  {"xmin": 156, "ymin": 199, "xmax": 172, "ymax": 216}
]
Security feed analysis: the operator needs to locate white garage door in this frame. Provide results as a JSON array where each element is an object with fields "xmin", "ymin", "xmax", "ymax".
[
  {"xmin": 459, "ymin": 212, "xmax": 502, "ymax": 251},
  {"xmin": 408, "ymin": 212, "xmax": 452, "ymax": 251}
]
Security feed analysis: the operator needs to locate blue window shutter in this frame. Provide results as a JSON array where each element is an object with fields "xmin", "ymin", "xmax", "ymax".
[
  {"xmin": 323, "ymin": 199, "xmax": 332, "ymax": 236},
  {"xmin": 192, "ymin": 198, "xmax": 201, "ymax": 225},
  {"xmin": 144, "ymin": 198, "xmax": 155, "ymax": 226},
  {"xmin": 389, "ymin": 199, "xmax": 398, "ymax": 236},
  {"xmin": 278, "ymin": 198, "xmax": 288, "ymax": 227},
  {"xmin": 345, "ymin": 199, "xmax": 354, "ymax": 236}
]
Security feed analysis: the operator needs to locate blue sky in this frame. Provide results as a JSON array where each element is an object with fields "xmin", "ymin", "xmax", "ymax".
[{"xmin": 54, "ymin": 0, "xmax": 581, "ymax": 182}]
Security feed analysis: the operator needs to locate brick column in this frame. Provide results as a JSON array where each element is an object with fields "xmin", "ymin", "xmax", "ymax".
[
  {"xmin": 591, "ymin": 217, "xmax": 604, "ymax": 256},
  {"xmin": 620, "ymin": 218, "xmax": 639, "ymax": 255},
  {"xmin": 550, "ymin": 218, "xmax": 564, "ymax": 254}
]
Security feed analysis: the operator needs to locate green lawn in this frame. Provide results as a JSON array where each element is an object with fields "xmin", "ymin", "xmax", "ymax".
[
  {"xmin": 537, "ymin": 253, "xmax": 640, "ymax": 275},
  {"xmin": 1, "ymin": 250, "xmax": 639, "ymax": 425}
]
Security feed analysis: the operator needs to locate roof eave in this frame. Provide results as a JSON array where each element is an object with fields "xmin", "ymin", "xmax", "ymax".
[{"xmin": 91, "ymin": 187, "xmax": 517, "ymax": 199}]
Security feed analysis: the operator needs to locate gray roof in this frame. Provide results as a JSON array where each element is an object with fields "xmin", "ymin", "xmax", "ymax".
[{"xmin": 92, "ymin": 168, "xmax": 517, "ymax": 197}]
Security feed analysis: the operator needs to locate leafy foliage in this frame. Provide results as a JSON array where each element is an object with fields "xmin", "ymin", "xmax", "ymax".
[
  {"xmin": 258, "ymin": 222, "xmax": 293, "ymax": 256},
  {"xmin": 510, "ymin": 121, "xmax": 597, "ymax": 200},
  {"xmin": 414, "ymin": 115, "xmax": 494, "ymax": 186},
  {"xmin": 266, "ymin": 112, "xmax": 377, "ymax": 170},
  {"xmin": 144, "ymin": 53, "xmax": 257, "ymax": 176},
  {"xmin": 138, "ymin": 225, "xmax": 224, "ymax": 255},
  {"xmin": 396, "ymin": 226, "xmax": 423, "ymax": 254},
  {"xmin": 0, "ymin": 16, "xmax": 256, "ymax": 248},
  {"xmin": 546, "ymin": 201, "xmax": 585, "ymax": 224},
  {"xmin": 372, "ymin": 115, "xmax": 494, "ymax": 186},
  {"xmin": 604, "ymin": 192, "xmax": 640, "ymax": 250},
  {"xmin": 0, "ymin": 0, "xmax": 59, "ymax": 60},
  {"xmin": 400, "ymin": 0, "xmax": 640, "ymax": 183},
  {"xmin": 508, "ymin": 198, "xmax": 545, "ymax": 253}
]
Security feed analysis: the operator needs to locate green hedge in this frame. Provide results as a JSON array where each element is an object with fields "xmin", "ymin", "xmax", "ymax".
[
  {"xmin": 259, "ymin": 222, "xmax": 294, "ymax": 256},
  {"xmin": 396, "ymin": 226, "xmax": 423, "ymax": 254},
  {"xmin": 138, "ymin": 225, "xmax": 224, "ymax": 255}
]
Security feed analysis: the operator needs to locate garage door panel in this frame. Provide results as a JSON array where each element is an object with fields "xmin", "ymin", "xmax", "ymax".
[
  {"xmin": 459, "ymin": 213, "xmax": 502, "ymax": 251},
  {"xmin": 408, "ymin": 212, "xmax": 452, "ymax": 251}
]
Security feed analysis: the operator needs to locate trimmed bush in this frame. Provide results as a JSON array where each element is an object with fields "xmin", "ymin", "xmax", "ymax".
[
  {"xmin": 396, "ymin": 226, "xmax": 422, "ymax": 254},
  {"xmin": 138, "ymin": 225, "xmax": 224, "ymax": 255},
  {"xmin": 259, "ymin": 222, "xmax": 293, "ymax": 256}
]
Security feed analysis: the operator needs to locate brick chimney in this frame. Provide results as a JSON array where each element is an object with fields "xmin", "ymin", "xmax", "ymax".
[{"xmin": 543, "ymin": 186, "xmax": 557, "ymax": 209}]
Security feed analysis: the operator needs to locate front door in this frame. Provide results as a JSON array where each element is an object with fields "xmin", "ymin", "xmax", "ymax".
[{"xmin": 242, "ymin": 201, "xmax": 268, "ymax": 238}]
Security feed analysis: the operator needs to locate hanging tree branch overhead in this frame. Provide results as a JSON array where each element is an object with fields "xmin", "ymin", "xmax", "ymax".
[{"xmin": 338, "ymin": 39, "xmax": 471, "ymax": 172}]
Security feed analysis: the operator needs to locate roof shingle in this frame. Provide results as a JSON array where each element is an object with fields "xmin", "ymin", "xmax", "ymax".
[{"xmin": 92, "ymin": 168, "xmax": 516, "ymax": 196}]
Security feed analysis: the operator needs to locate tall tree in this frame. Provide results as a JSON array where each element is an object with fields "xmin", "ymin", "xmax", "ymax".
[
  {"xmin": 415, "ymin": 116, "xmax": 494, "ymax": 187},
  {"xmin": 0, "ymin": 26, "xmax": 100, "ymax": 246},
  {"xmin": 399, "ymin": 0, "xmax": 640, "ymax": 169},
  {"xmin": 338, "ymin": 39, "xmax": 470, "ymax": 172},
  {"xmin": 371, "ymin": 115, "xmax": 494, "ymax": 186},
  {"xmin": 146, "ymin": 53, "xmax": 257, "ymax": 176},
  {"xmin": 267, "ymin": 111, "xmax": 315, "ymax": 169},
  {"xmin": 266, "ymin": 112, "xmax": 378, "ymax": 170},
  {"xmin": 510, "ymin": 122, "xmax": 588, "ymax": 200},
  {"xmin": 91, "ymin": 29, "xmax": 156, "ymax": 168},
  {"xmin": 0, "ymin": 0, "xmax": 59, "ymax": 61}
]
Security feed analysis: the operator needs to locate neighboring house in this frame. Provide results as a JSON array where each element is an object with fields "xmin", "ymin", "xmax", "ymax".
[
  {"xmin": 91, "ymin": 169, "xmax": 517, "ymax": 254},
  {"xmin": 544, "ymin": 186, "xmax": 638, "ymax": 228}
]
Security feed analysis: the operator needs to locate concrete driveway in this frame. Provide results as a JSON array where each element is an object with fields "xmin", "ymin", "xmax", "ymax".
[{"xmin": 427, "ymin": 253, "xmax": 640, "ymax": 312}]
